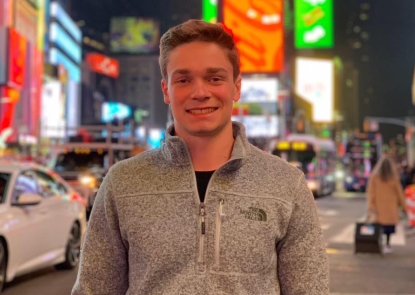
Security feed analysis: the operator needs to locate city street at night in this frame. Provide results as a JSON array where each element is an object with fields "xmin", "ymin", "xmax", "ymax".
[{"xmin": 2, "ymin": 191, "xmax": 414, "ymax": 295}]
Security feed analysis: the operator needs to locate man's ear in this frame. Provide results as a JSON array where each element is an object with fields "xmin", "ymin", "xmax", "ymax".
[
  {"xmin": 233, "ymin": 75, "xmax": 242, "ymax": 103},
  {"xmin": 161, "ymin": 79, "xmax": 170, "ymax": 104}
]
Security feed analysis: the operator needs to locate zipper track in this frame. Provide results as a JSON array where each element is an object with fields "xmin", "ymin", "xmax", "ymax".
[{"xmin": 214, "ymin": 199, "xmax": 225, "ymax": 267}]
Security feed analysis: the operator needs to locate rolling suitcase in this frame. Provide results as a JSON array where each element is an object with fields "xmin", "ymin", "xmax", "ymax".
[{"xmin": 354, "ymin": 222, "xmax": 383, "ymax": 255}]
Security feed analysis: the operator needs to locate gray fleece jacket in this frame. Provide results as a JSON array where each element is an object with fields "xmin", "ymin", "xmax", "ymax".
[{"xmin": 72, "ymin": 122, "xmax": 329, "ymax": 295}]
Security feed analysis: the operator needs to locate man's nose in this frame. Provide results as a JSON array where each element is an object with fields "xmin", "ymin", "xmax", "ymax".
[{"xmin": 191, "ymin": 79, "xmax": 211, "ymax": 101}]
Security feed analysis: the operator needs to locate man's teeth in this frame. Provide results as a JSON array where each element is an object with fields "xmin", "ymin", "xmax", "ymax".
[{"xmin": 189, "ymin": 108, "xmax": 216, "ymax": 114}]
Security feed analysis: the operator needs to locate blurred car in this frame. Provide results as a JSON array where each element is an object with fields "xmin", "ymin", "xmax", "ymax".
[
  {"xmin": 344, "ymin": 174, "xmax": 368, "ymax": 192},
  {"xmin": 0, "ymin": 160, "xmax": 87, "ymax": 292}
]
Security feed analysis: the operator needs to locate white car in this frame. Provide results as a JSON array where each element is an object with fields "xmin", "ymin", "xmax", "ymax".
[{"xmin": 0, "ymin": 160, "xmax": 87, "ymax": 292}]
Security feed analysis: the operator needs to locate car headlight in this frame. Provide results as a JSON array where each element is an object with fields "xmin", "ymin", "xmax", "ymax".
[
  {"xmin": 345, "ymin": 176, "xmax": 353, "ymax": 183},
  {"xmin": 79, "ymin": 175, "xmax": 97, "ymax": 188},
  {"xmin": 307, "ymin": 180, "xmax": 319, "ymax": 191}
]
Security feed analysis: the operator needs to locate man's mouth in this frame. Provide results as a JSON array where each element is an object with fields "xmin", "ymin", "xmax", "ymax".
[{"xmin": 187, "ymin": 107, "xmax": 218, "ymax": 114}]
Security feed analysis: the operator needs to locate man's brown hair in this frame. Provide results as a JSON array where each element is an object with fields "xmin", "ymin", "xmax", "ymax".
[{"xmin": 159, "ymin": 19, "xmax": 240, "ymax": 81}]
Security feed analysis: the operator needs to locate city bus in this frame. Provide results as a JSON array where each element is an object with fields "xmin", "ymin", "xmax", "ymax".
[{"xmin": 271, "ymin": 134, "xmax": 336, "ymax": 197}]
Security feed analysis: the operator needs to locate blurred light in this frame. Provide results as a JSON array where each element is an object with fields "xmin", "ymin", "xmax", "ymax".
[
  {"xmin": 345, "ymin": 176, "xmax": 353, "ymax": 183},
  {"xmin": 360, "ymin": 13, "xmax": 369, "ymax": 21},
  {"xmin": 353, "ymin": 26, "xmax": 361, "ymax": 33},
  {"xmin": 353, "ymin": 42, "xmax": 362, "ymax": 49},
  {"xmin": 361, "ymin": 32, "xmax": 369, "ymax": 40},
  {"xmin": 346, "ymin": 79, "xmax": 353, "ymax": 87}
]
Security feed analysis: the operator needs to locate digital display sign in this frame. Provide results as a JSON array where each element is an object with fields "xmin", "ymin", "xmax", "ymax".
[
  {"xmin": 8, "ymin": 28, "xmax": 27, "ymax": 88},
  {"xmin": 232, "ymin": 76, "xmax": 279, "ymax": 137},
  {"xmin": 86, "ymin": 53, "xmax": 119, "ymax": 78},
  {"xmin": 223, "ymin": 0, "xmax": 284, "ymax": 73},
  {"xmin": 203, "ymin": 0, "xmax": 218, "ymax": 23},
  {"xmin": 102, "ymin": 102, "xmax": 132, "ymax": 123},
  {"xmin": 50, "ymin": 22, "xmax": 81, "ymax": 64},
  {"xmin": 110, "ymin": 17, "xmax": 160, "ymax": 54},
  {"xmin": 295, "ymin": 0, "xmax": 333, "ymax": 48},
  {"xmin": 295, "ymin": 57, "xmax": 334, "ymax": 122},
  {"xmin": 49, "ymin": 48, "xmax": 80, "ymax": 82},
  {"xmin": 41, "ymin": 80, "xmax": 66, "ymax": 138},
  {"xmin": 50, "ymin": 1, "xmax": 81, "ymax": 43}
]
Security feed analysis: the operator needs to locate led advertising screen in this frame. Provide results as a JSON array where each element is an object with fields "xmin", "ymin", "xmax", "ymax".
[
  {"xmin": 86, "ymin": 53, "xmax": 119, "ymax": 78},
  {"xmin": 50, "ymin": 22, "xmax": 81, "ymax": 64},
  {"xmin": 50, "ymin": 1, "xmax": 81, "ymax": 43},
  {"xmin": 102, "ymin": 102, "xmax": 132, "ymax": 123},
  {"xmin": 295, "ymin": 0, "xmax": 333, "ymax": 48},
  {"xmin": 203, "ymin": 0, "xmax": 218, "ymax": 23},
  {"xmin": 295, "ymin": 57, "xmax": 333, "ymax": 122},
  {"xmin": 41, "ymin": 80, "xmax": 66, "ymax": 138},
  {"xmin": 8, "ymin": 28, "xmax": 27, "ymax": 88},
  {"xmin": 110, "ymin": 18, "xmax": 160, "ymax": 54},
  {"xmin": 223, "ymin": 0, "xmax": 284, "ymax": 73},
  {"xmin": 232, "ymin": 77, "xmax": 279, "ymax": 137}
]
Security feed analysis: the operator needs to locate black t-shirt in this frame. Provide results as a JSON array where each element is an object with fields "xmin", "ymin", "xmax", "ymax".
[{"xmin": 195, "ymin": 171, "xmax": 215, "ymax": 203}]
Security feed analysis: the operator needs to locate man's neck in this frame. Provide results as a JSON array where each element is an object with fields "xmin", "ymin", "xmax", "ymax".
[{"xmin": 176, "ymin": 124, "xmax": 235, "ymax": 171}]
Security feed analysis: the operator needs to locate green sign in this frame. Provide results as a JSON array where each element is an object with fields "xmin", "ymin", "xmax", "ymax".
[
  {"xmin": 203, "ymin": 0, "xmax": 218, "ymax": 23},
  {"xmin": 295, "ymin": 0, "xmax": 333, "ymax": 48}
]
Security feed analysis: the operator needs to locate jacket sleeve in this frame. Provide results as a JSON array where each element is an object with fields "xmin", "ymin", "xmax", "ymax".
[
  {"xmin": 395, "ymin": 178, "xmax": 408, "ymax": 213},
  {"xmin": 277, "ymin": 174, "xmax": 329, "ymax": 295},
  {"xmin": 366, "ymin": 176, "xmax": 376, "ymax": 213},
  {"xmin": 72, "ymin": 169, "xmax": 129, "ymax": 295}
]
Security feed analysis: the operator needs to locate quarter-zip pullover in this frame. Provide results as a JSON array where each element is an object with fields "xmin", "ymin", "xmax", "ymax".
[{"xmin": 72, "ymin": 122, "xmax": 329, "ymax": 295}]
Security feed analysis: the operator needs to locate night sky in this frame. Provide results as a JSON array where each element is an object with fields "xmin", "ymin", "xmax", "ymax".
[{"xmin": 71, "ymin": 0, "xmax": 415, "ymax": 141}]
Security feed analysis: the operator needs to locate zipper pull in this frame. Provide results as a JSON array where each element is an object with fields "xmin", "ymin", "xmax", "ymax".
[
  {"xmin": 219, "ymin": 199, "xmax": 226, "ymax": 221},
  {"xmin": 200, "ymin": 203, "xmax": 206, "ymax": 235}
]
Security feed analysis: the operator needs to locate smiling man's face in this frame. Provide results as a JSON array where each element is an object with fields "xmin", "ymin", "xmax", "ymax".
[{"xmin": 161, "ymin": 41, "xmax": 241, "ymax": 138}]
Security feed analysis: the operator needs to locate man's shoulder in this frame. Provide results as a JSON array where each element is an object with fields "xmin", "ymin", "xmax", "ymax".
[
  {"xmin": 248, "ymin": 145, "xmax": 303, "ymax": 177},
  {"xmin": 109, "ymin": 148, "xmax": 163, "ymax": 176}
]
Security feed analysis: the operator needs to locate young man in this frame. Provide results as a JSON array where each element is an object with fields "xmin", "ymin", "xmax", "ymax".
[{"xmin": 72, "ymin": 20, "xmax": 329, "ymax": 294}]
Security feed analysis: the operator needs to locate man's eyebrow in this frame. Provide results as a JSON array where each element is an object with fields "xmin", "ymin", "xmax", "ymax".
[
  {"xmin": 206, "ymin": 68, "xmax": 228, "ymax": 74},
  {"xmin": 171, "ymin": 69, "xmax": 191, "ymax": 76}
]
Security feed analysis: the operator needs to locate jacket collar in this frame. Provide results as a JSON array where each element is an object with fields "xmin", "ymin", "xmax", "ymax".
[{"xmin": 161, "ymin": 121, "xmax": 251, "ymax": 167}]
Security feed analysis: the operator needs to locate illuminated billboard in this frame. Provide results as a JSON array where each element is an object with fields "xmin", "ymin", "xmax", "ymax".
[
  {"xmin": 232, "ymin": 77, "xmax": 279, "ymax": 137},
  {"xmin": 50, "ymin": 1, "xmax": 81, "ymax": 43},
  {"xmin": 102, "ymin": 102, "xmax": 132, "ymax": 123},
  {"xmin": 0, "ymin": 87, "xmax": 20, "ymax": 133},
  {"xmin": 295, "ymin": 57, "xmax": 333, "ymax": 122},
  {"xmin": 8, "ymin": 28, "xmax": 27, "ymax": 88},
  {"xmin": 41, "ymin": 80, "xmax": 66, "ymax": 138},
  {"xmin": 50, "ymin": 22, "xmax": 81, "ymax": 63},
  {"xmin": 86, "ymin": 53, "xmax": 119, "ymax": 78},
  {"xmin": 203, "ymin": 0, "xmax": 218, "ymax": 23},
  {"xmin": 295, "ymin": 0, "xmax": 333, "ymax": 48},
  {"xmin": 110, "ymin": 18, "xmax": 160, "ymax": 54},
  {"xmin": 223, "ymin": 0, "xmax": 284, "ymax": 73}
]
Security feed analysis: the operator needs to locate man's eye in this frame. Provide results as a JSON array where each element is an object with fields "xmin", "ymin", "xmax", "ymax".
[
  {"xmin": 209, "ymin": 77, "xmax": 222, "ymax": 82},
  {"xmin": 177, "ymin": 79, "xmax": 189, "ymax": 83}
]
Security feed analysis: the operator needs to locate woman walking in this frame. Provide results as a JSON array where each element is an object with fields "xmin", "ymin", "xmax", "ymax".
[{"xmin": 367, "ymin": 156, "xmax": 408, "ymax": 253}]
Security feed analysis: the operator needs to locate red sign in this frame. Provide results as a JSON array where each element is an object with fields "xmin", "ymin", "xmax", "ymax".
[
  {"xmin": 0, "ymin": 87, "xmax": 20, "ymax": 135},
  {"xmin": 86, "ymin": 53, "xmax": 119, "ymax": 78},
  {"xmin": 8, "ymin": 28, "xmax": 27, "ymax": 88}
]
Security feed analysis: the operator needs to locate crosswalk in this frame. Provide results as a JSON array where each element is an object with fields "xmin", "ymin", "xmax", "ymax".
[
  {"xmin": 317, "ymin": 209, "xmax": 406, "ymax": 246},
  {"xmin": 327, "ymin": 222, "xmax": 406, "ymax": 245}
]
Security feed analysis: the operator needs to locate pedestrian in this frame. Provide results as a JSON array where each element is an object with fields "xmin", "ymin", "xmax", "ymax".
[
  {"xmin": 72, "ymin": 19, "xmax": 329, "ymax": 295},
  {"xmin": 367, "ymin": 156, "xmax": 408, "ymax": 253}
]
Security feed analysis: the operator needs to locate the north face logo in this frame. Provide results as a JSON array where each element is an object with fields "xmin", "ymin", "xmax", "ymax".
[{"xmin": 240, "ymin": 207, "xmax": 267, "ymax": 222}]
